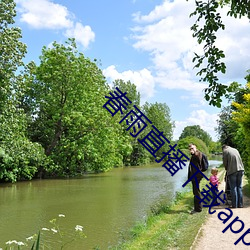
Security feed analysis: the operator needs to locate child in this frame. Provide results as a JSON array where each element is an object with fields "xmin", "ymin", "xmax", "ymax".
[{"xmin": 209, "ymin": 168, "xmax": 221, "ymax": 204}]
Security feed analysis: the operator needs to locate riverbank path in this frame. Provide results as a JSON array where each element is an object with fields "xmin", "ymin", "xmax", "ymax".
[{"xmin": 192, "ymin": 173, "xmax": 250, "ymax": 250}]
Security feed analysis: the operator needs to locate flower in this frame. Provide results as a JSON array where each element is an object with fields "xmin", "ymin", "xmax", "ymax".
[
  {"xmin": 42, "ymin": 227, "xmax": 50, "ymax": 231},
  {"xmin": 6, "ymin": 240, "xmax": 17, "ymax": 245},
  {"xmin": 6, "ymin": 241, "xmax": 14, "ymax": 245},
  {"xmin": 17, "ymin": 241, "xmax": 25, "ymax": 246},
  {"xmin": 5, "ymin": 240, "xmax": 24, "ymax": 246},
  {"xmin": 26, "ymin": 236, "xmax": 34, "ymax": 241},
  {"xmin": 58, "ymin": 214, "xmax": 65, "ymax": 217},
  {"xmin": 51, "ymin": 228, "xmax": 58, "ymax": 233},
  {"xmin": 75, "ymin": 225, "xmax": 83, "ymax": 232}
]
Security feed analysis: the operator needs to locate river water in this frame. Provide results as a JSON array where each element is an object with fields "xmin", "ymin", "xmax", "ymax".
[{"xmin": 0, "ymin": 158, "xmax": 222, "ymax": 249}]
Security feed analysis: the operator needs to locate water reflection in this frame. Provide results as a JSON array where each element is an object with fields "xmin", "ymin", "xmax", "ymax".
[{"xmin": 0, "ymin": 159, "xmax": 222, "ymax": 249}]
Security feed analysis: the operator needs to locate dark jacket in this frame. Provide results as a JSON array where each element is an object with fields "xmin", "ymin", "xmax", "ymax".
[{"xmin": 188, "ymin": 150, "xmax": 203, "ymax": 179}]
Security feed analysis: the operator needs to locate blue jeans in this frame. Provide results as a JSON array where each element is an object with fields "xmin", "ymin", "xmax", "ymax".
[{"xmin": 228, "ymin": 170, "xmax": 244, "ymax": 208}]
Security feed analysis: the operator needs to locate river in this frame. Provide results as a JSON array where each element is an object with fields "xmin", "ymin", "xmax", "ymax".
[{"xmin": 0, "ymin": 157, "xmax": 222, "ymax": 249}]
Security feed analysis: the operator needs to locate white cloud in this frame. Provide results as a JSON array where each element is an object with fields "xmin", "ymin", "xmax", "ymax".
[
  {"xmin": 16, "ymin": 0, "xmax": 73, "ymax": 29},
  {"xmin": 173, "ymin": 110, "xmax": 219, "ymax": 141},
  {"xmin": 129, "ymin": 0, "xmax": 250, "ymax": 97},
  {"xmin": 16, "ymin": 0, "xmax": 95, "ymax": 49},
  {"xmin": 65, "ymin": 22, "xmax": 95, "ymax": 48},
  {"xmin": 131, "ymin": 0, "xmax": 198, "ymax": 93},
  {"xmin": 103, "ymin": 65, "xmax": 155, "ymax": 102},
  {"xmin": 214, "ymin": 7, "xmax": 250, "ymax": 81}
]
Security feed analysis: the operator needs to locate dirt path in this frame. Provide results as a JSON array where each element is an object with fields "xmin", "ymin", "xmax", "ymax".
[{"xmin": 192, "ymin": 176, "xmax": 250, "ymax": 250}]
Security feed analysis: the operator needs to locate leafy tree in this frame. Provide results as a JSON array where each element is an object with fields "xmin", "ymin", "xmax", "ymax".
[
  {"xmin": 177, "ymin": 136, "xmax": 209, "ymax": 156},
  {"xmin": 209, "ymin": 141, "xmax": 222, "ymax": 154},
  {"xmin": 215, "ymin": 106, "xmax": 239, "ymax": 146},
  {"xmin": 231, "ymin": 81, "xmax": 250, "ymax": 177},
  {"xmin": 112, "ymin": 79, "xmax": 149, "ymax": 166},
  {"xmin": 0, "ymin": 0, "xmax": 27, "ymax": 109},
  {"xmin": 142, "ymin": 102, "xmax": 174, "ymax": 161},
  {"xmin": 179, "ymin": 125, "xmax": 212, "ymax": 147},
  {"xmin": 112, "ymin": 79, "xmax": 140, "ymax": 109},
  {"xmin": 24, "ymin": 39, "xmax": 129, "ymax": 175},
  {"xmin": 216, "ymin": 73, "xmax": 249, "ymax": 159},
  {"xmin": 189, "ymin": 0, "xmax": 250, "ymax": 107},
  {"xmin": 0, "ymin": 0, "xmax": 47, "ymax": 182}
]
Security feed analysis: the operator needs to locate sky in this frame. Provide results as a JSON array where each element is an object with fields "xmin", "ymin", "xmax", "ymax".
[{"xmin": 14, "ymin": 0, "xmax": 250, "ymax": 141}]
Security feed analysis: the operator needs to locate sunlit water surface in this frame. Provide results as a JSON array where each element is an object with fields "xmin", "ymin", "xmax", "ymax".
[{"xmin": 0, "ymin": 158, "xmax": 222, "ymax": 249}]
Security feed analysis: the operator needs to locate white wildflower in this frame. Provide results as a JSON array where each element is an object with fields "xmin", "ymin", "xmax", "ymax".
[
  {"xmin": 26, "ymin": 236, "xmax": 34, "ymax": 241},
  {"xmin": 17, "ymin": 241, "xmax": 25, "ymax": 246},
  {"xmin": 58, "ymin": 214, "xmax": 65, "ymax": 217},
  {"xmin": 6, "ymin": 241, "xmax": 13, "ymax": 245},
  {"xmin": 51, "ymin": 228, "xmax": 58, "ymax": 233},
  {"xmin": 75, "ymin": 225, "xmax": 83, "ymax": 231},
  {"xmin": 42, "ymin": 227, "xmax": 50, "ymax": 231},
  {"xmin": 6, "ymin": 240, "xmax": 18, "ymax": 245}
]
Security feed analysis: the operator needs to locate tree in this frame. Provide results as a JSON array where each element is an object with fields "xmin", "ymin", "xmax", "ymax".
[
  {"xmin": 0, "ymin": 0, "xmax": 27, "ymax": 109},
  {"xmin": 231, "ymin": 81, "xmax": 250, "ymax": 177},
  {"xmin": 179, "ymin": 125, "xmax": 212, "ymax": 147},
  {"xmin": 216, "ymin": 73, "xmax": 250, "ymax": 154},
  {"xmin": 142, "ymin": 102, "xmax": 174, "ymax": 161},
  {"xmin": 177, "ymin": 136, "xmax": 209, "ymax": 156},
  {"xmin": 209, "ymin": 141, "xmax": 222, "ymax": 154},
  {"xmin": 112, "ymin": 79, "xmax": 149, "ymax": 166},
  {"xmin": 24, "ymin": 39, "xmax": 129, "ymax": 175},
  {"xmin": 113, "ymin": 79, "xmax": 140, "ymax": 110},
  {"xmin": 189, "ymin": 0, "xmax": 250, "ymax": 107},
  {"xmin": 216, "ymin": 106, "xmax": 239, "ymax": 146},
  {"xmin": 215, "ymin": 72, "xmax": 250, "ymax": 177},
  {"xmin": 0, "ymin": 0, "xmax": 47, "ymax": 182}
]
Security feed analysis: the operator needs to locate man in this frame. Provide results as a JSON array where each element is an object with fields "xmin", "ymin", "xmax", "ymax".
[
  {"xmin": 188, "ymin": 143, "xmax": 204, "ymax": 214},
  {"xmin": 222, "ymin": 144, "xmax": 244, "ymax": 208}
]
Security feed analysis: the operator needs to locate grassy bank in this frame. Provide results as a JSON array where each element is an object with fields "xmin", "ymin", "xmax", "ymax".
[
  {"xmin": 110, "ymin": 170, "xmax": 228, "ymax": 250},
  {"xmin": 110, "ymin": 183, "xmax": 208, "ymax": 249}
]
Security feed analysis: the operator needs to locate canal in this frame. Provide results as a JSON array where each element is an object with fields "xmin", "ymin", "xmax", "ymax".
[{"xmin": 0, "ymin": 158, "xmax": 222, "ymax": 249}]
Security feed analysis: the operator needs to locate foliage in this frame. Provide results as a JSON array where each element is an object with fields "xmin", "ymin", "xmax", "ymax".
[
  {"xmin": 0, "ymin": 0, "xmax": 49, "ymax": 182},
  {"xmin": 0, "ymin": 0, "xmax": 176, "ymax": 180},
  {"xmin": 0, "ymin": 0, "xmax": 27, "ymax": 109},
  {"xmin": 189, "ymin": 0, "xmax": 250, "ymax": 107},
  {"xmin": 209, "ymin": 141, "xmax": 222, "ymax": 154},
  {"xmin": 111, "ymin": 80, "xmax": 145, "ymax": 166},
  {"xmin": 215, "ymin": 72, "xmax": 250, "ymax": 177},
  {"xmin": 24, "ymin": 39, "xmax": 129, "ymax": 175},
  {"xmin": 215, "ymin": 106, "xmax": 240, "ymax": 147},
  {"xmin": 142, "ymin": 102, "xmax": 175, "ymax": 161},
  {"xmin": 112, "ymin": 79, "xmax": 140, "ymax": 109},
  {"xmin": 179, "ymin": 125, "xmax": 212, "ymax": 147},
  {"xmin": 177, "ymin": 136, "xmax": 209, "ymax": 156},
  {"xmin": 231, "ymin": 81, "xmax": 250, "ymax": 177}
]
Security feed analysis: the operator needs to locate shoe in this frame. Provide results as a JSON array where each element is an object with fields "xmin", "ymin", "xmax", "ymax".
[
  {"xmin": 239, "ymin": 205, "xmax": 243, "ymax": 208},
  {"xmin": 228, "ymin": 206, "xmax": 236, "ymax": 209},
  {"xmin": 190, "ymin": 209, "xmax": 201, "ymax": 214}
]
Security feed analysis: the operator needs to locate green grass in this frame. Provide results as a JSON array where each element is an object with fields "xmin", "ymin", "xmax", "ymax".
[
  {"xmin": 110, "ymin": 180, "xmax": 209, "ymax": 250},
  {"xmin": 243, "ymin": 177, "xmax": 250, "ymax": 197},
  {"xmin": 110, "ymin": 169, "xmax": 250, "ymax": 250}
]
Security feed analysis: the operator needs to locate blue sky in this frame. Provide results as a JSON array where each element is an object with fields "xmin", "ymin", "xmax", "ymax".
[{"xmin": 14, "ymin": 0, "xmax": 250, "ymax": 141}]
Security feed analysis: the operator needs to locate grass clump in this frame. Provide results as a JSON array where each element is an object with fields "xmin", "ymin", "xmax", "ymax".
[{"xmin": 111, "ymin": 180, "xmax": 209, "ymax": 250}]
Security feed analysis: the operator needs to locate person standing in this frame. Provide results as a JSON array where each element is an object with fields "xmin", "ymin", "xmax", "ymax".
[
  {"xmin": 188, "ymin": 143, "xmax": 204, "ymax": 214},
  {"xmin": 209, "ymin": 168, "xmax": 221, "ymax": 204},
  {"xmin": 222, "ymin": 144, "xmax": 244, "ymax": 208}
]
